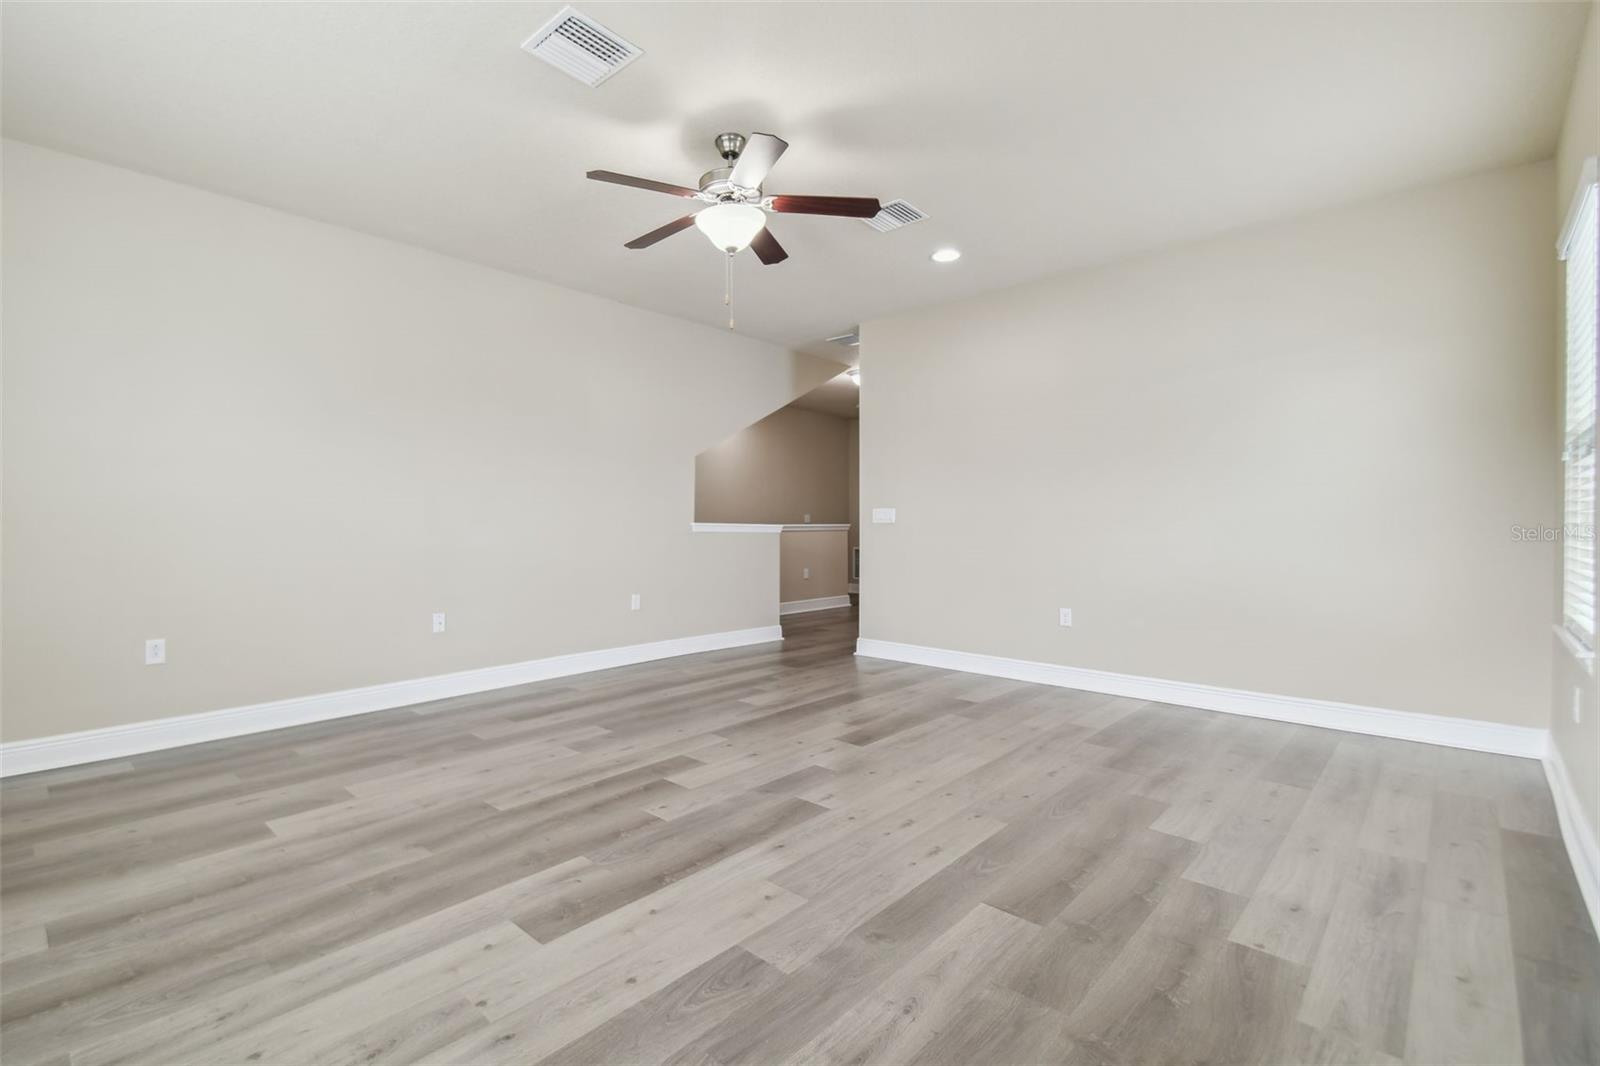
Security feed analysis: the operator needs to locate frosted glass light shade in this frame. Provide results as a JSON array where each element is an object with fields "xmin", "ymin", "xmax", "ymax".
[{"xmin": 695, "ymin": 203, "xmax": 767, "ymax": 252}]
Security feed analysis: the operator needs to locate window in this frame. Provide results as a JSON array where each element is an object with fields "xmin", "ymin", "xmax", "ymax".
[{"xmin": 1561, "ymin": 159, "xmax": 1599, "ymax": 649}]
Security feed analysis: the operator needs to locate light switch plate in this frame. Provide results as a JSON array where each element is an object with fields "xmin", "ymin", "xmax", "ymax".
[
  {"xmin": 630, "ymin": 593, "xmax": 641, "ymax": 611},
  {"xmin": 1059, "ymin": 608, "xmax": 1073, "ymax": 627},
  {"xmin": 871, "ymin": 508, "xmax": 896, "ymax": 524},
  {"xmin": 432, "ymin": 612, "xmax": 446, "ymax": 633}
]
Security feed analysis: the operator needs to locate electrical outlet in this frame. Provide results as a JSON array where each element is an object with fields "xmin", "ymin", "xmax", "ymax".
[
  {"xmin": 1059, "ymin": 608, "xmax": 1073, "ymax": 627},
  {"xmin": 803, "ymin": 513, "xmax": 811, "ymax": 523},
  {"xmin": 145, "ymin": 638, "xmax": 166, "ymax": 665},
  {"xmin": 872, "ymin": 508, "xmax": 896, "ymax": 524},
  {"xmin": 432, "ymin": 612, "xmax": 446, "ymax": 633},
  {"xmin": 630, "ymin": 593, "xmax": 641, "ymax": 611},
  {"xmin": 803, "ymin": 566, "xmax": 810, "ymax": 579}
]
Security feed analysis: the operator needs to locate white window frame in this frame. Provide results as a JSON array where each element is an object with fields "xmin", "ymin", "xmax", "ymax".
[{"xmin": 1559, "ymin": 156, "xmax": 1599, "ymax": 656}]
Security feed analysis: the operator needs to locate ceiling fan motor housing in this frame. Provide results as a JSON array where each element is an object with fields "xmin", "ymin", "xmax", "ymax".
[
  {"xmin": 589, "ymin": 131, "xmax": 878, "ymax": 272},
  {"xmin": 704, "ymin": 134, "xmax": 763, "ymax": 202},
  {"xmin": 699, "ymin": 166, "xmax": 760, "ymax": 203}
]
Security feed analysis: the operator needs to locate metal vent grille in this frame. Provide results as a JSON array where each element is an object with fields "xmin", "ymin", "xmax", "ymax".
[
  {"xmin": 522, "ymin": 6, "xmax": 642, "ymax": 87},
  {"xmin": 825, "ymin": 329, "xmax": 861, "ymax": 348},
  {"xmin": 861, "ymin": 199, "xmax": 928, "ymax": 232}
]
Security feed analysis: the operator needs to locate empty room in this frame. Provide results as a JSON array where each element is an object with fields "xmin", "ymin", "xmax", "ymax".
[{"xmin": 2, "ymin": 2, "xmax": 1598, "ymax": 1064}]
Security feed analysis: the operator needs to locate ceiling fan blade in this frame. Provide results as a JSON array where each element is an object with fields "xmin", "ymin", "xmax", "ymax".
[
  {"xmin": 766, "ymin": 195, "xmax": 882, "ymax": 219},
  {"xmin": 588, "ymin": 170, "xmax": 703, "ymax": 199},
  {"xmin": 624, "ymin": 214, "xmax": 699, "ymax": 249},
  {"xmin": 729, "ymin": 133, "xmax": 788, "ymax": 190},
  {"xmin": 750, "ymin": 227, "xmax": 788, "ymax": 266}
]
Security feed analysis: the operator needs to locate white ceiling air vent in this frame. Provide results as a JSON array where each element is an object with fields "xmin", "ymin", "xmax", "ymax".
[
  {"xmin": 861, "ymin": 199, "xmax": 928, "ymax": 232},
  {"xmin": 522, "ymin": 6, "xmax": 642, "ymax": 88},
  {"xmin": 826, "ymin": 329, "xmax": 861, "ymax": 348}
]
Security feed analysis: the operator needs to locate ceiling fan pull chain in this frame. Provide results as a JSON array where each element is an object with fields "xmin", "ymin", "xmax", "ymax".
[{"xmin": 725, "ymin": 250, "xmax": 735, "ymax": 330}]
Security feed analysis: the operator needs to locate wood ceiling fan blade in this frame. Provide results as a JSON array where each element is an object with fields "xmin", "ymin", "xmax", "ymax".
[
  {"xmin": 766, "ymin": 195, "xmax": 882, "ymax": 218},
  {"xmin": 588, "ymin": 170, "xmax": 703, "ymax": 198},
  {"xmin": 624, "ymin": 214, "xmax": 700, "ymax": 249},
  {"xmin": 729, "ymin": 133, "xmax": 788, "ymax": 190},
  {"xmin": 750, "ymin": 227, "xmax": 788, "ymax": 265}
]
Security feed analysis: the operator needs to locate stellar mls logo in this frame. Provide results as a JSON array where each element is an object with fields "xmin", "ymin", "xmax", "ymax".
[{"xmin": 1511, "ymin": 523, "xmax": 1595, "ymax": 542}]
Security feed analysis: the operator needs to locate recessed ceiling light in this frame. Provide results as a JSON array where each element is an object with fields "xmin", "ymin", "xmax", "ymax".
[{"xmin": 931, "ymin": 248, "xmax": 961, "ymax": 264}]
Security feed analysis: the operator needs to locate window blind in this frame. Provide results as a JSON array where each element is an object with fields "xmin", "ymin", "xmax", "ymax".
[{"xmin": 1562, "ymin": 177, "xmax": 1598, "ymax": 648}]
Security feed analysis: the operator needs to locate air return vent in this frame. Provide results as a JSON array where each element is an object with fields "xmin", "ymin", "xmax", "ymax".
[
  {"xmin": 861, "ymin": 199, "xmax": 928, "ymax": 232},
  {"xmin": 522, "ymin": 6, "xmax": 642, "ymax": 87},
  {"xmin": 825, "ymin": 329, "xmax": 861, "ymax": 348}
]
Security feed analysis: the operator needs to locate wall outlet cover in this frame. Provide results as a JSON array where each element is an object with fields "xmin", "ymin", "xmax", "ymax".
[
  {"xmin": 630, "ymin": 593, "xmax": 641, "ymax": 611},
  {"xmin": 1059, "ymin": 608, "xmax": 1073, "ymax": 627},
  {"xmin": 145, "ymin": 638, "xmax": 166, "ymax": 665},
  {"xmin": 871, "ymin": 508, "xmax": 896, "ymax": 524},
  {"xmin": 432, "ymin": 612, "xmax": 446, "ymax": 633}
]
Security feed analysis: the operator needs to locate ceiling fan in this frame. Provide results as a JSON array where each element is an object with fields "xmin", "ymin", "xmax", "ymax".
[{"xmin": 587, "ymin": 132, "xmax": 882, "ymax": 266}]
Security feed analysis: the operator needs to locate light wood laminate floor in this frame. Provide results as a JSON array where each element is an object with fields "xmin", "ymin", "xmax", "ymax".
[{"xmin": 1, "ymin": 608, "xmax": 1596, "ymax": 1065}]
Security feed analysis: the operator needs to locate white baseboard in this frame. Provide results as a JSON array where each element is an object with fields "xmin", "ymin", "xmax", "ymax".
[
  {"xmin": 854, "ymin": 638, "xmax": 1548, "ymax": 760},
  {"xmin": 0, "ymin": 625, "xmax": 785, "ymax": 778},
  {"xmin": 1544, "ymin": 740, "xmax": 1600, "ymax": 931},
  {"xmin": 779, "ymin": 596, "xmax": 853, "ymax": 616}
]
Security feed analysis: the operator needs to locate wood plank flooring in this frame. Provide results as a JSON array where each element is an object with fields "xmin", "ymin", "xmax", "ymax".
[{"xmin": 2, "ymin": 607, "xmax": 1596, "ymax": 1065}]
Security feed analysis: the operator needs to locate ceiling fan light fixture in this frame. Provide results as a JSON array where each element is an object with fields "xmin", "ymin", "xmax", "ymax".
[{"xmin": 695, "ymin": 203, "xmax": 767, "ymax": 252}]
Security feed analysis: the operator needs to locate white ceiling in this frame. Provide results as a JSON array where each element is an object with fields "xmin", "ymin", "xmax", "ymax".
[{"xmin": 2, "ymin": 2, "xmax": 1589, "ymax": 348}]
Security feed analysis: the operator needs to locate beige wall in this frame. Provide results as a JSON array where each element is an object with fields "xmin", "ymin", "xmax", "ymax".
[
  {"xmin": 848, "ymin": 419, "xmax": 861, "ymax": 559},
  {"xmin": 861, "ymin": 160, "xmax": 1558, "ymax": 729},
  {"xmin": 1553, "ymin": 3, "xmax": 1600, "ymax": 835},
  {"xmin": 0, "ymin": 141, "xmax": 843, "ymax": 743},
  {"xmin": 695, "ymin": 405, "xmax": 853, "ymax": 525},
  {"xmin": 779, "ymin": 529, "xmax": 850, "ymax": 604},
  {"xmin": 1558, "ymin": 4, "xmax": 1599, "ymax": 215}
]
